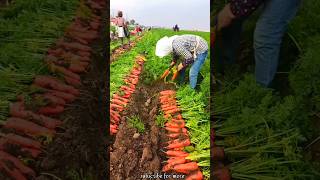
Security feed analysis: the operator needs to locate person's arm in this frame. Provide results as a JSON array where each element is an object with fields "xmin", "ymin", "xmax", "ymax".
[
  {"xmin": 229, "ymin": 0, "xmax": 263, "ymax": 18},
  {"xmin": 172, "ymin": 42, "xmax": 194, "ymax": 69},
  {"xmin": 217, "ymin": 0, "xmax": 263, "ymax": 30}
]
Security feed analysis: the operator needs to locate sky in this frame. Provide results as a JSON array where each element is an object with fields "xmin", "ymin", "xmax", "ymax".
[{"xmin": 110, "ymin": 0, "xmax": 210, "ymax": 32}]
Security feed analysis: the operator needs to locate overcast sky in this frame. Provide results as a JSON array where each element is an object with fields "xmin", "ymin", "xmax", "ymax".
[{"xmin": 110, "ymin": 0, "xmax": 210, "ymax": 32}]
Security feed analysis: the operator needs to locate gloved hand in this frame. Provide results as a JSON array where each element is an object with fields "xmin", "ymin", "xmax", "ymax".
[
  {"xmin": 170, "ymin": 61, "xmax": 176, "ymax": 67},
  {"xmin": 177, "ymin": 63, "xmax": 184, "ymax": 72},
  {"xmin": 217, "ymin": 3, "xmax": 236, "ymax": 31}
]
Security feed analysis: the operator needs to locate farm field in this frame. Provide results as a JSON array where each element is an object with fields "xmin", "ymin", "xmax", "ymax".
[
  {"xmin": 212, "ymin": 0, "xmax": 320, "ymax": 179},
  {"xmin": 0, "ymin": 0, "xmax": 107, "ymax": 179},
  {"xmin": 109, "ymin": 29, "xmax": 211, "ymax": 179}
]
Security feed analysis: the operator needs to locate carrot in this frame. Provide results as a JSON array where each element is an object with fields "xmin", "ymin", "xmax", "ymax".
[
  {"xmin": 164, "ymin": 108, "xmax": 181, "ymax": 115},
  {"xmin": 165, "ymin": 150, "xmax": 189, "ymax": 157},
  {"xmin": 110, "ymin": 128, "xmax": 117, "ymax": 134},
  {"xmin": 161, "ymin": 70, "xmax": 170, "ymax": 79},
  {"xmin": 110, "ymin": 114, "xmax": 120, "ymax": 122},
  {"xmin": 1, "ymin": 133, "xmax": 41, "ymax": 149},
  {"xmin": 111, "ymin": 99, "xmax": 127, "ymax": 106},
  {"xmin": 213, "ymin": 167, "xmax": 231, "ymax": 180},
  {"xmin": 160, "ymin": 90, "xmax": 175, "ymax": 95},
  {"xmin": 62, "ymin": 51, "xmax": 91, "ymax": 62},
  {"xmin": 113, "ymin": 94, "xmax": 129, "ymax": 103},
  {"xmin": 167, "ymin": 139, "xmax": 190, "ymax": 149},
  {"xmin": 48, "ymin": 48, "xmax": 64, "ymax": 56},
  {"xmin": 186, "ymin": 170, "xmax": 203, "ymax": 180},
  {"xmin": 38, "ymin": 105, "xmax": 64, "ymax": 116},
  {"xmin": 166, "ymin": 159, "xmax": 188, "ymax": 169},
  {"xmin": 121, "ymin": 85, "xmax": 135, "ymax": 91},
  {"xmin": 70, "ymin": 35, "xmax": 89, "ymax": 45},
  {"xmin": 3, "ymin": 117, "xmax": 55, "ymax": 137},
  {"xmin": 171, "ymin": 71, "xmax": 179, "ymax": 81},
  {"xmin": 69, "ymin": 63, "xmax": 86, "ymax": 73},
  {"xmin": 57, "ymin": 40, "xmax": 92, "ymax": 52},
  {"xmin": 64, "ymin": 76, "xmax": 82, "ymax": 87},
  {"xmin": 110, "ymin": 103, "xmax": 124, "ymax": 111},
  {"xmin": 21, "ymin": 147, "xmax": 41, "ymax": 158},
  {"xmin": 46, "ymin": 89, "xmax": 76, "ymax": 103},
  {"xmin": 68, "ymin": 31, "xmax": 97, "ymax": 41},
  {"xmin": 165, "ymin": 127, "xmax": 187, "ymax": 134},
  {"xmin": 167, "ymin": 133, "xmax": 188, "ymax": 138},
  {"xmin": 211, "ymin": 147, "xmax": 225, "ymax": 161},
  {"xmin": 0, "ymin": 150, "xmax": 35, "ymax": 177},
  {"xmin": 162, "ymin": 106, "xmax": 179, "ymax": 112},
  {"xmin": 10, "ymin": 102, "xmax": 62, "ymax": 129},
  {"xmin": 77, "ymin": 51, "xmax": 91, "ymax": 57},
  {"xmin": 35, "ymin": 93, "xmax": 66, "ymax": 106},
  {"xmin": 173, "ymin": 162, "xmax": 198, "ymax": 172},
  {"xmin": 34, "ymin": 75, "xmax": 79, "ymax": 95},
  {"xmin": 48, "ymin": 64, "xmax": 81, "ymax": 81},
  {"xmin": 165, "ymin": 122, "xmax": 185, "ymax": 128},
  {"xmin": 175, "ymin": 114, "xmax": 183, "ymax": 120},
  {"xmin": 162, "ymin": 163, "xmax": 172, "ymax": 172},
  {"xmin": 0, "ymin": 160, "xmax": 27, "ymax": 180}
]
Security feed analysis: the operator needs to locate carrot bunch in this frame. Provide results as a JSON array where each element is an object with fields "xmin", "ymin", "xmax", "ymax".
[
  {"xmin": 0, "ymin": 0, "xmax": 106, "ymax": 179},
  {"xmin": 110, "ymin": 56, "xmax": 146, "ymax": 135},
  {"xmin": 159, "ymin": 90, "xmax": 204, "ymax": 180}
]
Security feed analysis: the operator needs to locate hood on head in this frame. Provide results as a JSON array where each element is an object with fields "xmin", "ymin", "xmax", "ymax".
[{"xmin": 155, "ymin": 35, "xmax": 179, "ymax": 58}]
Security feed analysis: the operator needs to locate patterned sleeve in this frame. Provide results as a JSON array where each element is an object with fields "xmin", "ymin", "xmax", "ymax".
[
  {"xmin": 229, "ymin": 0, "xmax": 264, "ymax": 18},
  {"xmin": 172, "ymin": 41, "xmax": 193, "ymax": 63}
]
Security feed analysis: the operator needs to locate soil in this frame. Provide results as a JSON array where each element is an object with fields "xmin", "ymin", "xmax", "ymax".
[
  {"xmin": 110, "ymin": 36, "xmax": 142, "ymax": 63},
  {"xmin": 28, "ymin": 14, "xmax": 108, "ymax": 180},
  {"xmin": 109, "ymin": 62, "xmax": 178, "ymax": 179}
]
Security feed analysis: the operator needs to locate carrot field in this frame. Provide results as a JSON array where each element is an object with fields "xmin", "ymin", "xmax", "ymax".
[
  {"xmin": 212, "ymin": 1, "xmax": 320, "ymax": 179},
  {"xmin": 109, "ymin": 29, "xmax": 211, "ymax": 179},
  {"xmin": 0, "ymin": 0, "xmax": 107, "ymax": 179}
]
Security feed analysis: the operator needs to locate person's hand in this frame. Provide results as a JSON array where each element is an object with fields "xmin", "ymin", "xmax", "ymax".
[
  {"xmin": 177, "ymin": 63, "xmax": 184, "ymax": 71},
  {"xmin": 170, "ymin": 61, "xmax": 176, "ymax": 67},
  {"xmin": 217, "ymin": 3, "xmax": 236, "ymax": 31}
]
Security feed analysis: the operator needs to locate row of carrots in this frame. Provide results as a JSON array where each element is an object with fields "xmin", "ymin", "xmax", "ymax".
[
  {"xmin": 110, "ymin": 55, "xmax": 146, "ymax": 135},
  {"xmin": 159, "ymin": 90, "xmax": 203, "ymax": 180},
  {"xmin": 0, "ymin": 0, "xmax": 106, "ymax": 179},
  {"xmin": 211, "ymin": 130, "xmax": 231, "ymax": 180}
]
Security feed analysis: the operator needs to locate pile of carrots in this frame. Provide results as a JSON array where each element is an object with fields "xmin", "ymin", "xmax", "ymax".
[
  {"xmin": 0, "ymin": 0, "xmax": 106, "ymax": 179},
  {"xmin": 110, "ymin": 55, "xmax": 146, "ymax": 135},
  {"xmin": 159, "ymin": 90, "xmax": 203, "ymax": 180},
  {"xmin": 211, "ymin": 129, "xmax": 231, "ymax": 180}
]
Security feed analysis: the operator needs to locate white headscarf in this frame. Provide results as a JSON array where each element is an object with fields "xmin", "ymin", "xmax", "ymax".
[{"xmin": 155, "ymin": 35, "xmax": 179, "ymax": 58}]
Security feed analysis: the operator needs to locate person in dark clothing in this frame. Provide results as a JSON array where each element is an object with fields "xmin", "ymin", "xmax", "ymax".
[{"xmin": 215, "ymin": 0, "xmax": 301, "ymax": 87}]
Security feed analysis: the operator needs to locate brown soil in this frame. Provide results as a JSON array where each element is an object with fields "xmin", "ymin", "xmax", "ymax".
[
  {"xmin": 110, "ymin": 36, "xmax": 142, "ymax": 63},
  {"xmin": 109, "ymin": 63, "xmax": 177, "ymax": 179},
  {"xmin": 28, "ymin": 15, "xmax": 108, "ymax": 180}
]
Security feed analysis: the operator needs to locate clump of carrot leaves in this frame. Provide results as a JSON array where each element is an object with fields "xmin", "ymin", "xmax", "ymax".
[{"xmin": 128, "ymin": 116, "xmax": 145, "ymax": 133}]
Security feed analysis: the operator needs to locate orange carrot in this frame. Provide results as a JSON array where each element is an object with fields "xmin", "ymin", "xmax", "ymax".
[
  {"xmin": 113, "ymin": 94, "xmax": 129, "ymax": 103},
  {"xmin": 160, "ymin": 90, "xmax": 175, "ymax": 95},
  {"xmin": 162, "ymin": 163, "xmax": 172, "ymax": 172},
  {"xmin": 0, "ymin": 150, "xmax": 35, "ymax": 177},
  {"xmin": 165, "ymin": 127, "xmax": 187, "ymax": 133},
  {"xmin": 111, "ymin": 99, "xmax": 127, "ymax": 106},
  {"xmin": 173, "ymin": 162, "xmax": 199, "ymax": 172},
  {"xmin": 165, "ymin": 150, "xmax": 189, "ymax": 157},
  {"xmin": 171, "ymin": 71, "xmax": 179, "ymax": 81},
  {"xmin": 161, "ymin": 70, "xmax": 170, "ymax": 79},
  {"xmin": 165, "ymin": 122, "xmax": 185, "ymax": 128},
  {"xmin": 164, "ymin": 108, "xmax": 181, "ymax": 115},
  {"xmin": 38, "ymin": 105, "xmax": 64, "ymax": 115},
  {"xmin": 185, "ymin": 170, "xmax": 203, "ymax": 180},
  {"xmin": 167, "ymin": 139, "xmax": 191, "ymax": 149},
  {"xmin": 3, "ymin": 117, "xmax": 55, "ymax": 137},
  {"xmin": 167, "ymin": 157, "xmax": 187, "ymax": 166}
]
